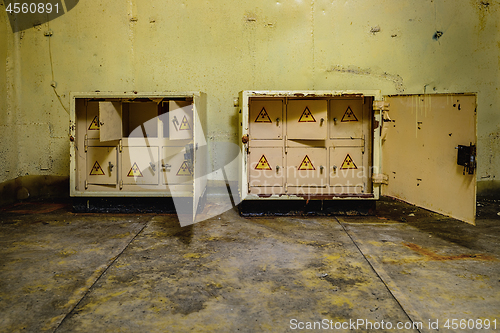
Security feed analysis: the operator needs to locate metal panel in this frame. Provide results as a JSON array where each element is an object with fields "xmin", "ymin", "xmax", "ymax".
[
  {"xmin": 287, "ymin": 147, "xmax": 327, "ymax": 188},
  {"xmin": 193, "ymin": 93, "xmax": 208, "ymax": 222},
  {"xmin": 99, "ymin": 101, "xmax": 123, "ymax": 142},
  {"xmin": 248, "ymin": 147, "xmax": 283, "ymax": 187},
  {"xmin": 287, "ymin": 100, "xmax": 327, "ymax": 140},
  {"xmin": 86, "ymin": 101, "xmax": 100, "ymax": 140},
  {"xmin": 122, "ymin": 146, "xmax": 159, "ymax": 185},
  {"xmin": 169, "ymin": 101, "xmax": 193, "ymax": 140},
  {"xmin": 162, "ymin": 146, "xmax": 193, "ymax": 185},
  {"xmin": 249, "ymin": 99, "xmax": 283, "ymax": 140},
  {"xmin": 382, "ymin": 94, "xmax": 476, "ymax": 225},
  {"xmin": 330, "ymin": 97, "xmax": 364, "ymax": 139},
  {"xmin": 329, "ymin": 147, "xmax": 365, "ymax": 194},
  {"xmin": 87, "ymin": 147, "xmax": 117, "ymax": 185}
]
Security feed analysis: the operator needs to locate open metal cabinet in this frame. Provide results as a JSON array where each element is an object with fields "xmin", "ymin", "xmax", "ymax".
[
  {"xmin": 69, "ymin": 92, "xmax": 207, "ymax": 226},
  {"xmin": 238, "ymin": 91, "xmax": 477, "ymax": 225}
]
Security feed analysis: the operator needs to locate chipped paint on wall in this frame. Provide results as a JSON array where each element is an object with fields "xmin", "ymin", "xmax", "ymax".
[{"xmin": 0, "ymin": 0, "xmax": 499, "ymax": 197}]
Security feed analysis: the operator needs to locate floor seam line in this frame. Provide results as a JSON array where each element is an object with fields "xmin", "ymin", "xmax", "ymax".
[
  {"xmin": 53, "ymin": 217, "xmax": 153, "ymax": 333},
  {"xmin": 335, "ymin": 217, "xmax": 422, "ymax": 333}
]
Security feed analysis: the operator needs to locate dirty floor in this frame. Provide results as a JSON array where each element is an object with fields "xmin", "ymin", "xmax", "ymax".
[{"xmin": 0, "ymin": 198, "xmax": 499, "ymax": 333}]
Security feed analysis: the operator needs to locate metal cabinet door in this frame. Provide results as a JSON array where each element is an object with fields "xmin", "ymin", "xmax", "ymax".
[
  {"xmin": 248, "ymin": 147, "xmax": 283, "ymax": 187},
  {"xmin": 162, "ymin": 146, "xmax": 194, "ymax": 185},
  {"xmin": 382, "ymin": 94, "xmax": 477, "ymax": 225},
  {"xmin": 249, "ymin": 99, "xmax": 283, "ymax": 140},
  {"xmin": 169, "ymin": 101, "xmax": 193, "ymax": 140},
  {"xmin": 99, "ymin": 101, "xmax": 123, "ymax": 142},
  {"xmin": 286, "ymin": 147, "xmax": 327, "ymax": 188},
  {"xmin": 86, "ymin": 102, "xmax": 100, "ymax": 140},
  {"xmin": 329, "ymin": 147, "xmax": 365, "ymax": 194},
  {"xmin": 287, "ymin": 100, "xmax": 327, "ymax": 140},
  {"xmin": 122, "ymin": 146, "xmax": 159, "ymax": 185},
  {"xmin": 87, "ymin": 147, "xmax": 117, "ymax": 185},
  {"xmin": 329, "ymin": 98, "xmax": 364, "ymax": 139}
]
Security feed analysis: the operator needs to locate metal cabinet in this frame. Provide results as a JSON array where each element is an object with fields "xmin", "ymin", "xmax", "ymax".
[
  {"xmin": 239, "ymin": 91, "xmax": 477, "ymax": 225},
  {"xmin": 70, "ymin": 92, "xmax": 207, "ymax": 225}
]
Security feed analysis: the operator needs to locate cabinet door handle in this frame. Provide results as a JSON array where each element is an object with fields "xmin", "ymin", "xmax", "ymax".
[{"xmin": 149, "ymin": 162, "xmax": 156, "ymax": 172}]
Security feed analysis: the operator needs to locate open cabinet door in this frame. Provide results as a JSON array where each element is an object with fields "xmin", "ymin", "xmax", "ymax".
[
  {"xmin": 381, "ymin": 94, "xmax": 477, "ymax": 225},
  {"xmin": 99, "ymin": 101, "xmax": 123, "ymax": 142},
  {"xmin": 192, "ymin": 95, "xmax": 208, "ymax": 225}
]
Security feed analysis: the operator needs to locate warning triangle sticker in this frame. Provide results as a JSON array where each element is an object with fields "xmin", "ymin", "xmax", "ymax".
[
  {"xmin": 179, "ymin": 116, "xmax": 191, "ymax": 130},
  {"xmin": 90, "ymin": 161, "xmax": 105, "ymax": 176},
  {"xmin": 255, "ymin": 107, "xmax": 272, "ymax": 123},
  {"xmin": 298, "ymin": 155, "xmax": 315, "ymax": 170},
  {"xmin": 341, "ymin": 106, "xmax": 358, "ymax": 122},
  {"xmin": 298, "ymin": 107, "xmax": 316, "ymax": 123},
  {"xmin": 340, "ymin": 154, "xmax": 358, "ymax": 169},
  {"xmin": 177, "ymin": 161, "xmax": 192, "ymax": 176},
  {"xmin": 127, "ymin": 162, "xmax": 143, "ymax": 177},
  {"xmin": 255, "ymin": 155, "xmax": 272, "ymax": 170},
  {"xmin": 88, "ymin": 116, "xmax": 100, "ymax": 130}
]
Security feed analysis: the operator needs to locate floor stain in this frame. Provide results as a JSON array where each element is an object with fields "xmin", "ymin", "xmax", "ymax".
[{"xmin": 403, "ymin": 242, "xmax": 497, "ymax": 261}]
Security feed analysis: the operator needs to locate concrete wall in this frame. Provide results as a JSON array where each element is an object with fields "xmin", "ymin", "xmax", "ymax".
[{"xmin": 1, "ymin": 0, "xmax": 499, "ymax": 203}]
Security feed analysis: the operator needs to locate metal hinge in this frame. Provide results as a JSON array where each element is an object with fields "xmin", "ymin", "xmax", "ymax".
[
  {"xmin": 373, "ymin": 100, "xmax": 390, "ymax": 111},
  {"xmin": 85, "ymin": 180, "xmax": 88, "ymax": 189},
  {"xmin": 119, "ymin": 140, "xmax": 122, "ymax": 153},
  {"xmin": 372, "ymin": 173, "xmax": 389, "ymax": 184},
  {"xmin": 119, "ymin": 180, "xmax": 123, "ymax": 190},
  {"xmin": 84, "ymin": 134, "xmax": 88, "ymax": 152}
]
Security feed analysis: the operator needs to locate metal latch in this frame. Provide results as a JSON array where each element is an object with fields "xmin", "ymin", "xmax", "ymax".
[{"xmin": 456, "ymin": 143, "xmax": 476, "ymax": 175}]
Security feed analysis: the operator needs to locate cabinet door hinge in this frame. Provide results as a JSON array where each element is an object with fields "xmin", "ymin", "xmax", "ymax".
[
  {"xmin": 119, "ymin": 180, "xmax": 123, "ymax": 189},
  {"xmin": 373, "ymin": 100, "xmax": 390, "ymax": 111},
  {"xmin": 372, "ymin": 173, "xmax": 389, "ymax": 184}
]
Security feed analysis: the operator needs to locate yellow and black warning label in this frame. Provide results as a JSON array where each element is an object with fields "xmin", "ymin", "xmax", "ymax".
[
  {"xmin": 89, "ymin": 161, "xmax": 105, "ymax": 176},
  {"xmin": 255, "ymin": 155, "xmax": 272, "ymax": 170},
  {"xmin": 88, "ymin": 116, "xmax": 100, "ymax": 130},
  {"xmin": 340, "ymin": 154, "xmax": 357, "ymax": 169},
  {"xmin": 298, "ymin": 155, "xmax": 315, "ymax": 170},
  {"xmin": 179, "ymin": 116, "xmax": 191, "ymax": 130},
  {"xmin": 298, "ymin": 107, "xmax": 316, "ymax": 122},
  {"xmin": 127, "ymin": 162, "xmax": 143, "ymax": 177},
  {"xmin": 341, "ymin": 106, "xmax": 358, "ymax": 122},
  {"xmin": 177, "ymin": 161, "xmax": 192, "ymax": 176},
  {"xmin": 255, "ymin": 107, "xmax": 272, "ymax": 123}
]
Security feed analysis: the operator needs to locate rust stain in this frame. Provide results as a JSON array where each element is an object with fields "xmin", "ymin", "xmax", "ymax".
[{"xmin": 403, "ymin": 243, "xmax": 496, "ymax": 261}]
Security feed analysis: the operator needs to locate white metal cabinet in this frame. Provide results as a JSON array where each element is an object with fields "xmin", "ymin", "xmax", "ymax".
[
  {"xmin": 239, "ymin": 91, "xmax": 477, "ymax": 225},
  {"xmin": 70, "ymin": 92, "xmax": 207, "ymax": 225}
]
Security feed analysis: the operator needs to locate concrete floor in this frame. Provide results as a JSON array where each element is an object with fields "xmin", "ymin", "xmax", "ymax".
[{"xmin": 0, "ymin": 198, "xmax": 499, "ymax": 333}]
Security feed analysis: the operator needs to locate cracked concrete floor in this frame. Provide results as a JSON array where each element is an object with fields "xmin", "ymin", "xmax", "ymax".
[{"xmin": 0, "ymin": 198, "xmax": 499, "ymax": 332}]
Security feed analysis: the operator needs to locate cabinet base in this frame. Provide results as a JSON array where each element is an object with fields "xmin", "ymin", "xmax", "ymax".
[{"xmin": 238, "ymin": 199, "xmax": 376, "ymax": 217}]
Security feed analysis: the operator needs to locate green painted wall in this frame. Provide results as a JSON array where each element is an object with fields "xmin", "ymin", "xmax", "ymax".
[{"xmin": 1, "ymin": 0, "xmax": 499, "ymax": 197}]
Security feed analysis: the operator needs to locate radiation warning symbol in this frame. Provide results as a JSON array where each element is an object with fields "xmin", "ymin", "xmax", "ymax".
[
  {"xmin": 179, "ymin": 116, "xmax": 191, "ymax": 131},
  {"xmin": 255, "ymin": 107, "xmax": 272, "ymax": 123},
  {"xmin": 341, "ymin": 106, "xmax": 358, "ymax": 122},
  {"xmin": 255, "ymin": 155, "xmax": 272, "ymax": 170},
  {"xmin": 89, "ymin": 161, "xmax": 105, "ymax": 176},
  {"xmin": 298, "ymin": 155, "xmax": 315, "ymax": 170},
  {"xmin": 340, "ymin": 154, "xmax": 358, "ymax": 169},
  {"xmin": 127, "ymin": 162, "xmax": 143, "ymax": 177},
  {"xmin": 298, "ymin": 107, "xmax": 316, "ymax": 122},
  {"xmin": 177, "ymin": 161, "xmax": 192, "ymax": 176},
  {"xmin": 88, "ymin": 116, "xmax": 100, "ymax": 130}
]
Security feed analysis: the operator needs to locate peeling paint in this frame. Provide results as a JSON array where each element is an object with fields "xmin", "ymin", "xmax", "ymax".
[{"xmin": 326, "ymin": 65, "xmax": 404, "ymax": 93}]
